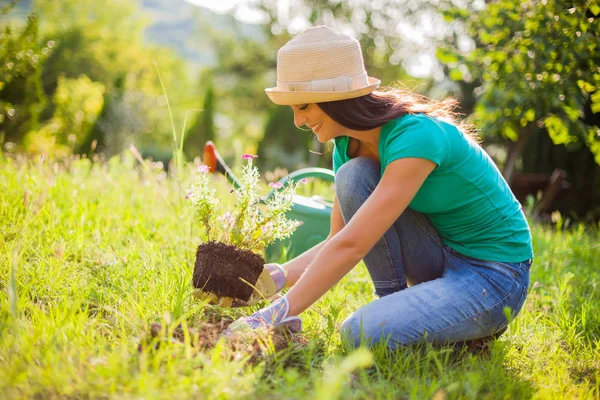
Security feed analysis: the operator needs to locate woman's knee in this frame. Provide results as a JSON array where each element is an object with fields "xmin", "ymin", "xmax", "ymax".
[
  {"xmin": 340, "ymin": 309, "xmax": 398, "ymax": 349},
  {"xmin": 335, "ymin": 157, "xmax": 380, "ymax": 218},
  {"xmin": 340, "ymin": 313, "xmax": 363, "ymax": 349}
]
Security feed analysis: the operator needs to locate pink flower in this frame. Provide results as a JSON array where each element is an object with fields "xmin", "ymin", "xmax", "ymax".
[
  {"xmin": 219, "ymin": 212, "xmax": 235, "ymax": 227},
  {"xmin": 185, "ymin": 191, "xmax": 192, "ymax": 199},
  {"xmin": 299, "ymin": 178, "xmax": 308, "ymax": 184},
  {"xmin": 269, "ymin": 181, "xmax": 284, "ymax": 189},
  {"xmin": 241, "ymin": 154, "xmax": 257, "ymax": 160},
  {"xmin": 197, "ymin": 164, "xmax": 210, "ymax": 173}
]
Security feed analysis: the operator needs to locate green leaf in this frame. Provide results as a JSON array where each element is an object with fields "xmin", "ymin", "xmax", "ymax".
[
  {"xmin": 577, "ymin": 80, "xmax": 597, "ymax": 92},
  {"xmin": 524, "ymin": 109, "xmax": 535, "ymax": 122},
  {"xmin": 562, "ymin": 104, "xmax": 582, "ymax": 121},
  {"xmin": 545, "ymin": 115, "xmax": 576, "ymax": 145},
  {"xmin": 585, "ymin": 127, "xmax": 600, "ymax": 165},
  {"xmin": 503, "ymin": 123, "xmax": 519, "ymax": 141},
  {"xmin": 436, "ymin": 48, "xmax": 459, "ymax": 64},
  {"xmin": 449, "ymin": 69, "xmax": 463, "ymax": 81},
  {"xmin": 591, "ymin": 91, "xmax": 600, "ymax": 114}
]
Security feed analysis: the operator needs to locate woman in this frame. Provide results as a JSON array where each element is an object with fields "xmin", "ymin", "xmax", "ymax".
[{"xmin": 225, "ymin": 25, "xmax": 533, "ymax": 349}]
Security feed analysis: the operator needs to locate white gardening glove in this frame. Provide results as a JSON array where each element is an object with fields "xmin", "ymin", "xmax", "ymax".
[
  {"xmin": 222, "ymin": 296, "xmax": 302, "ymax": 336},
  {"xmin": 193, "ymin": 263, "xmax": 287, "ymax": 307}
]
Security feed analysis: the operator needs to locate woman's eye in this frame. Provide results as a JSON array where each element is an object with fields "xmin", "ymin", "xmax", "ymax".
[{"xmin": 299, "ymin": 105, "xmax": 308, "ymax": 111}]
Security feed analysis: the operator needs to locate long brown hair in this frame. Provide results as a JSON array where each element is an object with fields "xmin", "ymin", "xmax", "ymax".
[{"xmin": 317, "ymin": 87, "xmax": 479, "ymax": 141}]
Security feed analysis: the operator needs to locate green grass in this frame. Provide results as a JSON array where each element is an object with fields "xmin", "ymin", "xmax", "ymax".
[{"xmin": 1, "ymin": 153, "xmax": 599, "ymax": 399}]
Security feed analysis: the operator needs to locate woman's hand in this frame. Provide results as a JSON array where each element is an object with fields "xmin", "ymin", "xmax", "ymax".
[{"xmin": 222, "ymin": 296, "xmax": 302, "ymax": 336}]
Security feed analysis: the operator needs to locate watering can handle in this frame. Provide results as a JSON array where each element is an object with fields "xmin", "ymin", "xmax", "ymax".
[
  {"xmin": 265, "ymin": 167, "xmax": 335, "ymax": 201},
  {"xmin": 277, "ymin": 167, "xmax": 335, "ymax": 186},
  {"xmin": 263, "ymin": 167, "xmax": 335, "ymax": 201}
]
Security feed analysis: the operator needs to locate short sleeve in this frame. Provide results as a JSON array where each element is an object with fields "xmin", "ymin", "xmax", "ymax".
[{"xmin": 383, "ymin": 115, "xmax": 449, "ymax": 169}]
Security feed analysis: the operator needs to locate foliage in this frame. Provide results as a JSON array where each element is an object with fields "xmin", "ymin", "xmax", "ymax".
[
  {"xmin": 257, "ymin": 105, "xmax": 319, "ymax": 171},
  {"xmin": 1, "ymin": 0, "xmax": 196, "ymax": 157},
  {"xmin": 0, "ymin": 13, "xmax": 51, "ymax": 146},
  {"xmin": 0, "ymin": 12, "xmax": 47, "ymax": 87},
  {"xmin": 249, "ymin": 0, "xmax": 440, "ymax": 83},
  {"xmin": 186, "ymin": 155, "xmax": 303, "ymax": 252},
  {"xmin": 438, "ymin": 0, "xmax": 600, "ymax": 165},
  {"xmin": 204, "ymin": 0, "xmax": 431, "ymax": 168},
  {"xmin": 183, "ymin": 79, "xmax": 216, "ymax": 160},
  {"xmin": 1, "ymin": 155, "xmax": 599, "ymax": 398},
  {"xmin": 34, "ymin": 0, "xmax": 196, "ymax": 155},
  {"xmin": 23, "ymin": 75, "xmax": 104, "ymax": 157},
  {"xmin": 199, "ymin": 25, "xmax": 279, "ymax": 161}
]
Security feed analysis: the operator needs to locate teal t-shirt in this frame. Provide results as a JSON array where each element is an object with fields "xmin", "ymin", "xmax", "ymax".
[{"xmin": 333, "ymin": 113, "xmax": 533, "ymax": 263}]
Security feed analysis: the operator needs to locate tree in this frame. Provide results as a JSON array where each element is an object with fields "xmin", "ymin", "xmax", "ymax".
[
  {"xmin": 25, "ymin": 74, "xmax": 104, "ymax": 157},
  {"xmin": 34, "ymin": 0, "xmax": 195, "ymax": 153},
  {"xmin": 256, "ymin": 105, "xmax": 320, "ymax": 171},
  {"xmin": 204, "ymin": 0, "xmax": 432, "ymax": 168},
  {"xmin": 438, "ymin": 0, "xmax": 600, "ymax": 183},
  {"xmin": 0, "ymin": 12, "xmax": 51, "ymax": 148},
  {"xmin": 248, "ymin": 0, "xmax": 446, "ymax": 84},
  {"xmin": 184, "ymin": 80, "xmax": 216, "ymax": 160},
  {"xmin": 0, "ymin": 0, "xmax": 197, "ymax": 157}
]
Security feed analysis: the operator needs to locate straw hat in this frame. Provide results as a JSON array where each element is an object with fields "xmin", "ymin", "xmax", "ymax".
[{"xmin": 265, "ymin": 25, "xmax": 380, "ymax": 105}]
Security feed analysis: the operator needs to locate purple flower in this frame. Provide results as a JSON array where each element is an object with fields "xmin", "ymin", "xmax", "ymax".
[
  {"xmin": 242, "ymin": 154, "xmax": 257, "ymax": 160},
  {"xmin": 299, "ymin": 178, "xmax": 308, "ymax": 184},
  {"xmin": 269, "ymin": 181, "xmax": 284, "ymax": 189},
  {"xmin": 185, "ymin": 191, "xmax": 192, "ymax": 199},
  {"xmin": 197, "ymin": 164, "xmax": 210, "ymax": 173}
]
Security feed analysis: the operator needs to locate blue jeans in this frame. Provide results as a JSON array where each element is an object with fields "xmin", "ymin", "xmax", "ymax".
[{"xmin": 336, "ymin": 157, "xmax": 532, "ymax": 349}]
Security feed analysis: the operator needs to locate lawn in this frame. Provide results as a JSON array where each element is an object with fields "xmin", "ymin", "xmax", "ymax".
[{"xmin": 1, "ymin": 154, "xmax": 599, "ymax": 399}]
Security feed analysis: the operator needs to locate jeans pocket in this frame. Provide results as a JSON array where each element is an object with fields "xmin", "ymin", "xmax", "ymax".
[
  {"xmin": 493, "ymin": 259, "xmax": 533, "ymax": 282},
  {"xmin": 487, "ymin": 261, "xmax": 520, "ymax": 280}
]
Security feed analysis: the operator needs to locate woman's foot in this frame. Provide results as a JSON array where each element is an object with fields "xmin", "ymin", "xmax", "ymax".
[{"xmin": 463, "ymin": 327, "xmax": 507, "ymax": 352}]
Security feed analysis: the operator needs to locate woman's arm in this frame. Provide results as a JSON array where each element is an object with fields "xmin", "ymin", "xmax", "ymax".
[
  {"xmin": 285, "ymin": 158, "xmax": 437, "ymax": 316},
  {"xmin": 284, "ymin": 195, "xmax": 345, "ymax": 287}
]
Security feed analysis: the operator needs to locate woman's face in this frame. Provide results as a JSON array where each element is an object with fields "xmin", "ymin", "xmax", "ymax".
[{"xmin": 290, "ymin": 103, "xmax": 345, "ymax": 143}]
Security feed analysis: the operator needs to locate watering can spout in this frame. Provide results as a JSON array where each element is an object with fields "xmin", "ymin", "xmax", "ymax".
[{"xmin": 203, "ymin": 141, "xmax": 243, "ymax": 189}]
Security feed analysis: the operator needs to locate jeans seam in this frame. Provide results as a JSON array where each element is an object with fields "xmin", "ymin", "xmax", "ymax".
[
  {"xmin": 485, "ymin": 261, "xmax": 520, "ymax": 279},
  {"xmin": 404, "ymin": 209, "xmax": 448, "ymax": 281},
  {"xmin": 510, "ymin": 283, "xmax": 528, "ymax": 315},
  {"xmin": 377, "ymin": 234, "xmax": 402, "ymax": 293},
  {"xmin": 408, "ymin": 209, "xmax": 444, "ymax": 249}
]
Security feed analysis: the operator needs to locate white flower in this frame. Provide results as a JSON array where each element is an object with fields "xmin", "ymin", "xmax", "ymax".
[{"xmin": 187, "ymin": 158, "xmax": 302, "ymax": 251}]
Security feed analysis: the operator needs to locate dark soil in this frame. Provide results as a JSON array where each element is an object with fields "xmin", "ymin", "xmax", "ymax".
[
  {"xmin": 139, "ymin": 314, "xmax": 306, "ymax": 364},
  {"xmin": 193, "ymin": 241, "xmax": 264, "ymax": 301}
]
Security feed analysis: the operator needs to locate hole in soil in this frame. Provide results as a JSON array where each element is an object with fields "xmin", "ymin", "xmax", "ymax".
[{"xmin": 139, "ymin": 313, "xmax": 307, "ymax": 363}]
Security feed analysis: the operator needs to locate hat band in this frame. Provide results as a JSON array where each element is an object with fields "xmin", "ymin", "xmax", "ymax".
[{"xmin": 277, "ymin": 72, "xmax": 369, "ymax": 93}]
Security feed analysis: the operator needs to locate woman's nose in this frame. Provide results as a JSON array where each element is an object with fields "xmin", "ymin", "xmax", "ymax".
[{"xmin": 293, "ymin": 111, "xmax": 307, "ymax": 128}]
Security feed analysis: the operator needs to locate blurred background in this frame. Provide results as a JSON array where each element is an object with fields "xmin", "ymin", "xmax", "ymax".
[{"xmin": 1, "ymin": 0, "xmax": 599, "ymax": 221}]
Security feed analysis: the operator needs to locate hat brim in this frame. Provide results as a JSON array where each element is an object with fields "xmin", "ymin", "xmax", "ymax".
[{"xmin": 265, "ymin": 77, "xmax": 381, "ymax": 105}]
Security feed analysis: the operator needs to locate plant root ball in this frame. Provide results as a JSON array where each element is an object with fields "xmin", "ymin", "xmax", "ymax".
[{"xmin": 193, "ymin": 241, "xmax": 264, "ymax": 302}]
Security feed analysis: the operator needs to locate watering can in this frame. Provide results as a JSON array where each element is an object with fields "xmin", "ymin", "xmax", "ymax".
[{"xmin": 202, "ymin": 141, "xmax": 334, "ymax": 262}]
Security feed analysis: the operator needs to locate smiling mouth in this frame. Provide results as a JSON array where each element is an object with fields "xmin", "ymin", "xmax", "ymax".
[{"xmin": 310, "ymin": 122, "xmax": 323, "ymax": 133}]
